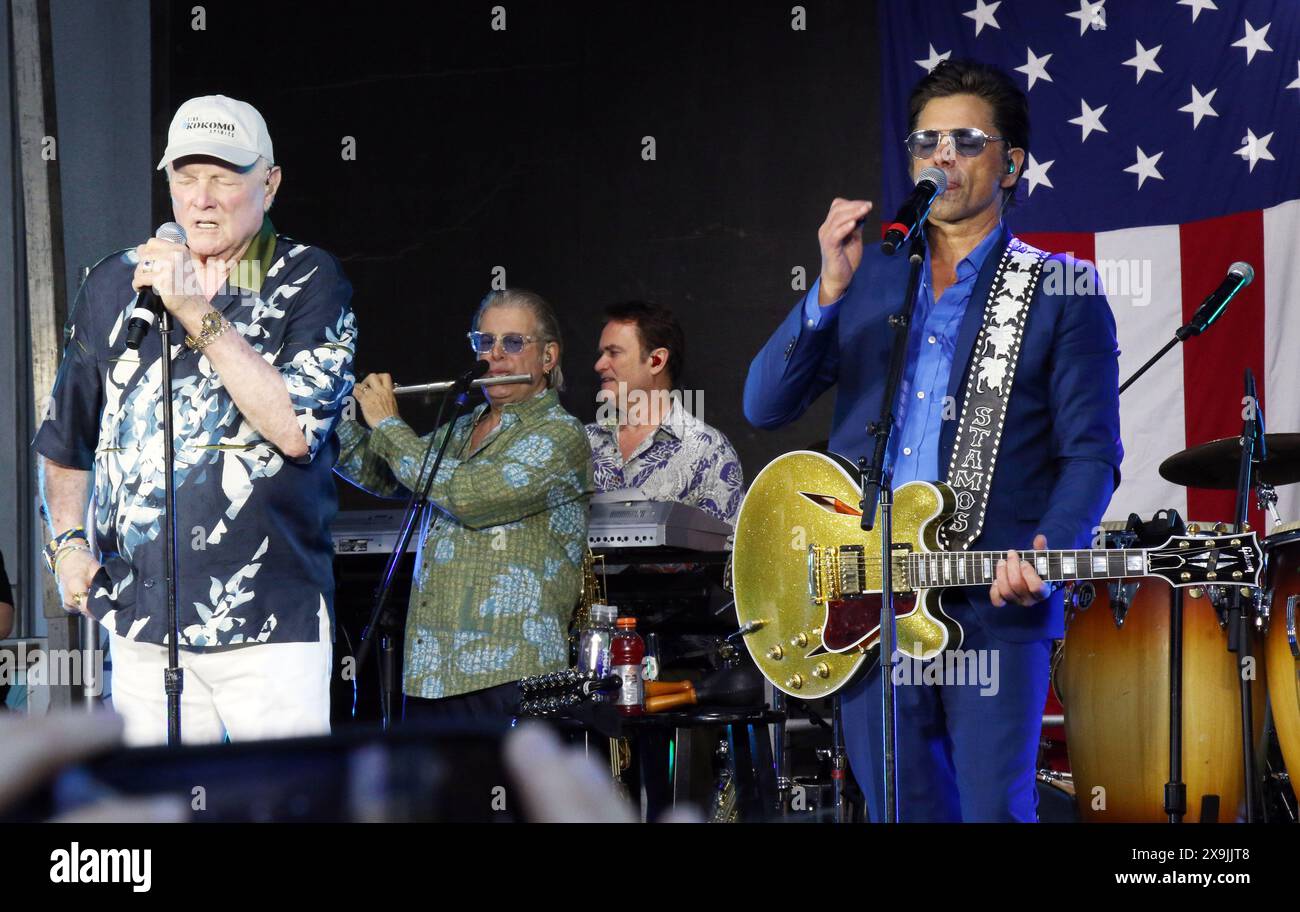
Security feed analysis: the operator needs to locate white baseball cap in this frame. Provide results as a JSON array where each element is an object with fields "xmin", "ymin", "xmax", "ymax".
[{"xmin": 156, "ymin": 95, "xmax": 275, "ymax": 170}]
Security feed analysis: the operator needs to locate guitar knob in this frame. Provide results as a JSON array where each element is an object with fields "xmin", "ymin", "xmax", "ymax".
[
  {"xmin": 1233, "ymin": 571, "xmax": 1243, "ymax": 580},
  {"xmin": 1181, "ymin": 572, "xmax": 1191, "ymax": 581},
  {"xmin": 812, "ymin": 663, "xmax": 830, "ymax": 678},
  {"xmin": 767, "ymin": 645, "xmax": 784, "ymax": 660},
  {"xmin": 1214, "ymin": 522, "xmax": 1229, "ymax": 534},
  {"xmin": 791, "ymin": 632, "xmax": 809, "ymax": 648},
  {"xmin": 1187, "ymin": 523, "xmax": 1201, "ymax": 535},
  {"xmin": 1188, "ymin": 587, "xmax": 1204, "ymax": 599},
  {"xmin": 786, "ymin": 674, "xmax": 804, "ymax": 690}
]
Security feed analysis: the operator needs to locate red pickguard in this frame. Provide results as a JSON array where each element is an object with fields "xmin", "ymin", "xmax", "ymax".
[{"xmin": 821, "ymin": 593, "xmax": 919, "ymax": 652}]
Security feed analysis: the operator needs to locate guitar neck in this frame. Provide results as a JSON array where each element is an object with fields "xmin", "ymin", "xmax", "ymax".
[{"xmin": 906, "ymin": 547, "xmax": 1147, "ymax": 590}]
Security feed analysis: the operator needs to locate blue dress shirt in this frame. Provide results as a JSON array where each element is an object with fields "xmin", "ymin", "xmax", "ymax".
[{"xmin": 803, "ymin": 224, "xmax": 1003, "ymax": 485}]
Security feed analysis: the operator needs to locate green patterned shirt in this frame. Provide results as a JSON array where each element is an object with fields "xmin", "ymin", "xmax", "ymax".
[{"xmin": 334, "ymin": 388, "xmax": 593, "ymax": 699}]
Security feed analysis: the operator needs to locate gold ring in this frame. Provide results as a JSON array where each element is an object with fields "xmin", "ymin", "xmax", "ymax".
[{"xmin": 71, "ymin": 591, "xmax": 86, "ymax": 606}]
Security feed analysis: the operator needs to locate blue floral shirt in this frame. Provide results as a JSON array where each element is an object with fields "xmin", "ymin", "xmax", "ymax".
[
  {"xmin": 585, "ymin": 401, "xmax": 744, "ymax": 524},
  {"xmin": 34, "ymin": 219, "xmax": 356, "ymax": 648}
]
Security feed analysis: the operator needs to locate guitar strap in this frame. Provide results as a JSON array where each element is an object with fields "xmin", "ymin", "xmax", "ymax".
[{"xmin": 941, "ymin": 237, "xmax": 1049, "ymax": 550}]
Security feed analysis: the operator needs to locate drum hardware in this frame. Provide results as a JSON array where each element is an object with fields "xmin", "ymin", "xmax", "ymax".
[
  {"xmin": 1262, "ymin": 520, "xmax": 1300, "ymax": 794},
  {"xmin": 1254, "ymin": 588, "xmax": 1271, "ymax": 634},
  {"xmin": 1059, "ymin": 510, "xmax": 1269, "ymax": 822},
  {"xmin": 1203, "ymin": 585, "xmax": 1231, "ymax": 625},
  {"xmin": 1036, "ymin": 768, "xmax": 1075, "ymax": 795},
  {"xmin": 1106, "ymin": 581, "xmax": 1141, "ymax": 627},
  {"xmin": 1257, "ymin": 482, "xmax": 1283, "ymax": 528},
  {"xmin": 1287, "ymin": 595, "xmax": 1299, "ymax": 659},
  {"xmin": 1158, "ymin": 432, "xmax": 1300, "ymax": 490}
]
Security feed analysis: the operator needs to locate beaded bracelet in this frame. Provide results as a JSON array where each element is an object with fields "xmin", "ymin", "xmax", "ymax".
[
  {"xmin": 52, "ymin": 541, "xmax": 92, "ymax": 577},
  {"xmin": 43, "ymin": 526, "xmax": 88, "ymax": 574}
]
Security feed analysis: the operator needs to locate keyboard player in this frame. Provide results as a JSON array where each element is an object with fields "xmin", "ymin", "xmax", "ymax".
[{"xmin": 586, "ymin": 301, "xmax": 744, "ymax": 524}]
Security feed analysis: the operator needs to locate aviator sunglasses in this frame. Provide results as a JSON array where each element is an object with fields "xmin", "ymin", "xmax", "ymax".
[{"xmin": 904, "ymin": 127, "xmax": 1006, "ymax": 159}]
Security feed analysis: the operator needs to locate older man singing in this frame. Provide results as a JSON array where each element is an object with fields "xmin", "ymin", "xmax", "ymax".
[
  {"xmin": 35, "ymin": 95, "xmax": 356, "ymax": 745},
  {"xmin": 335, "ymin": 289, "xmax": 593, "ymax": 722}
]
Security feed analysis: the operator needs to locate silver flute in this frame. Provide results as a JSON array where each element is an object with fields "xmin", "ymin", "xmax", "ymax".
[{"xmin": 392, "ymin": 373, "xmax": 533, "ymax": 395}]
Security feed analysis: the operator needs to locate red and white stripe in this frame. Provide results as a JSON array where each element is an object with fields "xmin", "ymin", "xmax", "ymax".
[{"xmin": 1023, "ymin": 197, "xmax": 1300, "ymax": 532}]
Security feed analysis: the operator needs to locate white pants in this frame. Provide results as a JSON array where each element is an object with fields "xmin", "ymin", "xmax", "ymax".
[{"xmin": 108, "ymin": 606, "xmax": 332, "ymax": 746}]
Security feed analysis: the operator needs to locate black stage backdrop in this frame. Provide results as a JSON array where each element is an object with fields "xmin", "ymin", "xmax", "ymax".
[{"xmin": 154, "ymin": 0, "xmax": 883, "ymax": 509}]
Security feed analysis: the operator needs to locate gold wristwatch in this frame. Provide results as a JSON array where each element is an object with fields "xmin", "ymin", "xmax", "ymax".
[{"xmin": 185, "ymin": 310, "xmax": 231, "ymax": 351}]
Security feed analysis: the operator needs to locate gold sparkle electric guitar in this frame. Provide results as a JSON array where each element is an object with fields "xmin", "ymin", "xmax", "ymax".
[{"xmin": 732, "ymin": 451, "xmax": 1263, "ymax": 699}]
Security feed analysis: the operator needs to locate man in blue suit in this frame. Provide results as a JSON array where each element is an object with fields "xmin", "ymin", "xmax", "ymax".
[{"xmin": 743, "ymin": 61, "xmax": 1122, "ymax": 822}]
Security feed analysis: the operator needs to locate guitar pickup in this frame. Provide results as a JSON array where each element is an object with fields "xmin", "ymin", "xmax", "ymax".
[
  {"xmin": 840, "ymin": 544, "xmax": 863, "ymax": 594},
  {"xmin": 808, "ymin": 544, "xmax": 844, "ymax": 603},
  {"xmin": 892, "ymin": 545, "xmax": 913, "ymax": 593}
]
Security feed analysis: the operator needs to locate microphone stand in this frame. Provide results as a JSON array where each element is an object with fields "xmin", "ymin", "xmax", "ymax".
[
  {"xmin": 156, "ymin": 310, "xmax": 184, "ymax": 746},
  {"xmin": 1226, "ymin": 369, "xmax": 1262, "ymax": 821},
  {"xmin": 1120, "ymin": 290, "xmax": 1236, "ymax": 394},
  {"xmin": 1118, "ymin": 350, "xmax": 1189, "ymax": 822},
  {"xmin": 1112, "ymin": 287, "xmax": 1242, "ymax": 821},
  {"xmin": 859, "ymin": 229, "xmax": 927, "ymax": 823},
  {"xmin": 353, "ymin": 367, "xmax": 482, "ymax": 729}
]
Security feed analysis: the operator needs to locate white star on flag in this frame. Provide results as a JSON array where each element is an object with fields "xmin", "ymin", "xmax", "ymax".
[
  {"xmin": 1122, "ymin": 40, "xmax": 1164, "ymax": 84},
  {"xmin": 1014, "ymin": 47, "xmax": 1053, "ymax": 90},
  {"xmin": 1288, "ymin": 62, "xmax": 1300, "ymax": 95},
  {"xmin": 915, "ymin": 43, "xmax": 952, "ymax": 73},
  {"xmin": 1069, "ymin": 98, "xmax": 1108, "ymax": 142},
  {"xmin": 1021, "ymin": 154, "xmax": 1054, "ymax": 195},
  {"xmin": 963, "ymin": 0, "xmax": 1001, "ymax": 37},
  {"xmin": 1066, "ymin": 0, "xmax": 1107, "ymax": 36},
  {"xmin": 1124, "ymin": 146, "xmax": 1165, "ymax": 189},
  {"xmin": 1177, "ymin": 0, "xmax": 1217, "ymax": 23},
  {"xmin": 1235, "ymin": 129, "xmax": 1275, "ymax": 173},
  {"xmin": 1178, "ymin": 85, "xmax": 1219, "ymax": 129},
  {"xmin": 1232, "ymin": 19, "xmax": 1272, "ymax": 65}
]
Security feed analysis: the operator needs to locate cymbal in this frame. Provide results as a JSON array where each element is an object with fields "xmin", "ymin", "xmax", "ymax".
[{"xmin": 1158, "ymin": 433, "xmax": 1300, "ymax": 489}]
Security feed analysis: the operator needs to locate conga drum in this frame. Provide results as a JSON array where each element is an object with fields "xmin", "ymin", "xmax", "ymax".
[
  {"xmin": 1056, "ymin": 524, "xmax": 1266, "ymax": 822},
  {"xmin": 1264, "ymin": 522, "xmax": 1300, "ymax": 789}
]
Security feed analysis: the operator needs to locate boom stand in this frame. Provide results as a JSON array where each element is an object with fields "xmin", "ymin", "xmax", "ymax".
[{"xmin": 354, "ymin": 368, "xmax": 480, "ymax": 728}]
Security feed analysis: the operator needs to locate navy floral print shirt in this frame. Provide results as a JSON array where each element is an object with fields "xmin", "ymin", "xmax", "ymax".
[{"xmin": 35, "ymin": 219, "xmax": 356, "ymax": 648}]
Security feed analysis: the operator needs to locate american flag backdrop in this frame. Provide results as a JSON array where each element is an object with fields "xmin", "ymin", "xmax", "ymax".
[{"xmin": 879, "ymin": 0, "xmax": 1300, "ymax": 529}]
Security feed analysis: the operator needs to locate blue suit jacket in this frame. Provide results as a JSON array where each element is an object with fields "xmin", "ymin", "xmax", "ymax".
[{"xmin": 743, "ymin": 226, "xmax": 1123, "ymax": 641}]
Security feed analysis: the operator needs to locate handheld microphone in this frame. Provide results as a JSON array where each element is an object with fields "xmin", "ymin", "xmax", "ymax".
[
  {"xmin": 881, "ymin": 167, "xmax": 947, "ymax": 255},
  {"xmin": 125, "ymin": 222, "xmax": 188, "ymax": 351},
  {"xmin": 1176, "ymin": 262, "xmax": 1253, "ymax": 341}
]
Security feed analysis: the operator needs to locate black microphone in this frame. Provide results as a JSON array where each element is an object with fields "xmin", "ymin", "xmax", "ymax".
[
  {"xmin": 881, "ymin": 167, "xmax": 948, "ymax": 255},
  {"xmin": 1176, "ymin": 261, "xmax": 1253, "ymax": 341},
  {"xmin": 125, "ymin": 222, "xmax": 188, "ymax": 351},
  {"xmin": 452, "ymin": 359, "xmax": 491, "ymax": 394}
]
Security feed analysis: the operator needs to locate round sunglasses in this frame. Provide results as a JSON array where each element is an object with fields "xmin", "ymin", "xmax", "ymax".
[{"xmin": 467, "ymin": 331, "xmax": 539, "ymax": 355}]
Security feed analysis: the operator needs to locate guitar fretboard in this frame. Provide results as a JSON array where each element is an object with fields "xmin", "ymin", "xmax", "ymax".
[{"xmin": 902, "ymin": 548, "xmax": 1147, "ymax": 589}]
